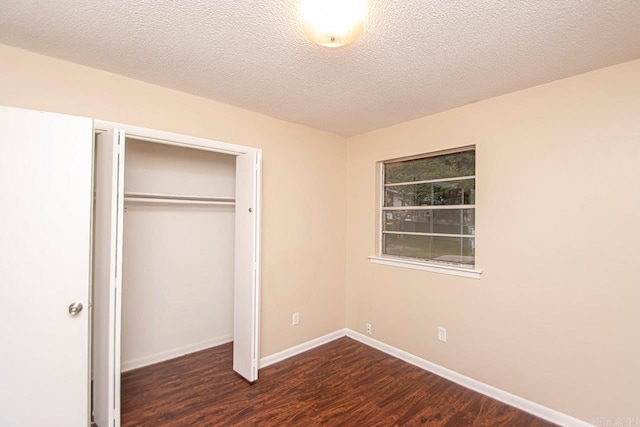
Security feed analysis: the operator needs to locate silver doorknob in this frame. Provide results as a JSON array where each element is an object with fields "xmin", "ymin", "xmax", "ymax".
[{"xmin": 68, "ymin": 302, "xmax": 83, "ymax": 316}]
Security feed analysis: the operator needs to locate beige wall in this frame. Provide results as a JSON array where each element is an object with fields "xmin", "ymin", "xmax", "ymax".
[
  {"xmin": 0, "ymin": 43, "xmax": 347, "ymax": 358},
  {"xmin": 346, "ymin": 59, "xmax": 640, "ymax": 422}
]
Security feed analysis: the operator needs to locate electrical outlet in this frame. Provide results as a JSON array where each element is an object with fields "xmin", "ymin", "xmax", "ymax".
[
  {"xmin": 438, "ymin": 327, "xmax": 447, "ymax": 342},
  {"xmin": 365, "ymin": 323, "xmax": 372, "ymax": 335},
  {"xmin": 292, "ymin": 312, "xmax": 299, "ymax": 325}
]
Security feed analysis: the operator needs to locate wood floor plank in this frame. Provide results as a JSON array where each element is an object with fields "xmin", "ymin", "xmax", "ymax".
[{"xmin": 120, "ymin": 337, "xmax": 557, "ymax": 427}]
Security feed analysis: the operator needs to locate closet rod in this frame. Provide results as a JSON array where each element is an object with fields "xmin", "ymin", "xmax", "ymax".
[
  {"xmin": 124, "ymin": 192, "xmax": 235, "ymax": 206},
  {"xmin": 124, "ymin": 197, "xmax": 235, "ymax": 206}
]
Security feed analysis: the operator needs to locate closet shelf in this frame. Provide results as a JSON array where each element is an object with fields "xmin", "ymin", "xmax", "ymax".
[{"xmin": 124, "ymin": 192, "xmax": 235, "ymax": 206}]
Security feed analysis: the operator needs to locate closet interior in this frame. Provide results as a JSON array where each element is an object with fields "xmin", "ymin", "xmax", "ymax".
[{"xmin": 120, "ymin": 138, "xmax": 237, "ymax": 372}]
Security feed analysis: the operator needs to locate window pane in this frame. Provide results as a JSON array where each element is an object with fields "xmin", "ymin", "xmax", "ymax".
[
  {"xmin": 385, "ymin": 150, "xmax": 475, "ymax": 184},
  {"xmin": 383, "ymin": 209, "xmax": 474, "ymax": 235},
  {"xmin": 384, "ymin": 179, "xmax": 475, "ymax": 207},
  {"xmin": 383, "ymin": 234, "xmax": 475, "ymax": 265}
]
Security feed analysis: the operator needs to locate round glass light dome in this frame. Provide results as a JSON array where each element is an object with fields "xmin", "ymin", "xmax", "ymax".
[{"xmin": 300, "ymin": 0, "xmax": 365, "ymax": 48}]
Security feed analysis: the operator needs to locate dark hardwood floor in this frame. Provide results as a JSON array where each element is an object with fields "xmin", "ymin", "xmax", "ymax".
[{"xmin": 121, "ymin": 337, "xmax": 556, "ymax": 426}]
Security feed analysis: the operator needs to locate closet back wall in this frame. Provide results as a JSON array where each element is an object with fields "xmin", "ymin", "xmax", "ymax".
[{"xmin": 122, "ymin": 139, "xmax": 236, "ymax": 371}]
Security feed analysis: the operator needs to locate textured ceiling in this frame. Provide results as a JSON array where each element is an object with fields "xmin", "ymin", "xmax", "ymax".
[{"xmin": 1, "ymin": 1, "xmax": 640, "ymax": 136}]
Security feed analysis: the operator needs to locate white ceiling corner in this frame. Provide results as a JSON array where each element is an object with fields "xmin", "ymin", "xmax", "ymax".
[{"xmin": 1, "ymin": 0, "xmax": 639, "ymax": 136}]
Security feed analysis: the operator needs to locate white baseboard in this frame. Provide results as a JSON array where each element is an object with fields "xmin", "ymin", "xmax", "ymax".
[
  {"xmin": 345, "ymin": 330, "xmax": 592, "ymax": 427},
  {"xmin": 121, "ymin": 334, "xmax": 233, "ymax": 372},
  {"xmin": 259, "ymin": 329, "xmax": 347, "ymax": 368}
]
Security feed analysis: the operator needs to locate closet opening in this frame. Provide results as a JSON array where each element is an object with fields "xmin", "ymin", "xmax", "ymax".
[
  {"xmin": 91, "ymin": 123, "xmax": 261, "ymax": 427},
  {"xmin": 120, "ymin": 138, "xmax": 236, "ymax": 373}
]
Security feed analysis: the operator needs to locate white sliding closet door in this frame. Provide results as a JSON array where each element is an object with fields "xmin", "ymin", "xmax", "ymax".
[
  {"xmin": 234, "ymin": 151, "xmax": 261, "ymax": 382},
  {"xmin": 0, "ymin": 106, "xmax": 92, "ymax": 426},
  {"xmin": 93, "ymin": 129, "xmax": 125, "ymax": 427}
]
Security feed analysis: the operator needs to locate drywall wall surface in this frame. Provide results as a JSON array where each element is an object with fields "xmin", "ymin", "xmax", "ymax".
[
  {"xmin": 0, "ymin": 43, "xmax": 347, "ymax": 358},
  {"xmin": 346, "ymin": 59, "xmax": 640, "ymax": 422}
]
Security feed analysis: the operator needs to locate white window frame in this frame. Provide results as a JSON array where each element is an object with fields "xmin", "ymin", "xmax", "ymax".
[{"xmin": 368, "ymin": 146, "xmax": 482, "ymax": 279}]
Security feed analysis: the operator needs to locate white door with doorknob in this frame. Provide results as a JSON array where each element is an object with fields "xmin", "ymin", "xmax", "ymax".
[{"xmin": 0, "ymin": 105, "xmax": 92, "ymax": 426}]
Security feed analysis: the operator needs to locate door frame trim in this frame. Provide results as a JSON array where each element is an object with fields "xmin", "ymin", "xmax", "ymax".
[{"xmin": 94, "ymin": 120, "xmax": 257, "ymax": 156}]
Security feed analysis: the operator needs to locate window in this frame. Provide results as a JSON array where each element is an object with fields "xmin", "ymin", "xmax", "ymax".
[{"xmin": 378, "ymin": 147, "xmax": 476, "ymax": 270}]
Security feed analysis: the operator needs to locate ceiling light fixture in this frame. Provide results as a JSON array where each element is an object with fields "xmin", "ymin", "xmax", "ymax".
[{"xmin": 300, "ymin": 0, "xmax": 365, "ymax": 48}]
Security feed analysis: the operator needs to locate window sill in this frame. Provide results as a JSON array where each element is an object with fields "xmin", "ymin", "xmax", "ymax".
[{"xmin": 368, "ymin": 256, "xmax": 482, "ymax": 279}]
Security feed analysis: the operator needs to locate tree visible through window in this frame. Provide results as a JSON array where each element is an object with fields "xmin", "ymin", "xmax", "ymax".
[{"xmin": 381, "ymin": 147, "xmax": 475, "ymax": 267}]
